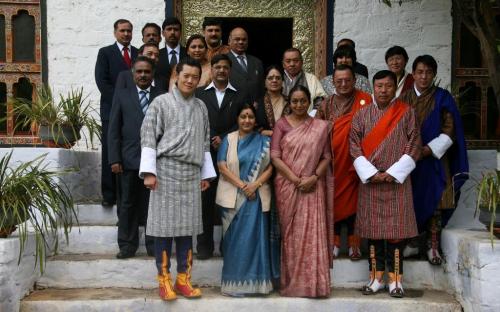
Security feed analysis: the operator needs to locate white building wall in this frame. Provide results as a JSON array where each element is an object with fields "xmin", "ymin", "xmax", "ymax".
[
  {"xmin": 334, "ymin": 0, "xmax": 453, "ymax": 87},
  {"xmin": 46, "ymin": 0, "xmax": 166, "ymax": 122}
]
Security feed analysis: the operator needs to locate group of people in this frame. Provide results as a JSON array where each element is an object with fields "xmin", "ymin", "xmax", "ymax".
[{"xmin": 95, "ymin": 16, "xmax": 469, "ymax": 301}]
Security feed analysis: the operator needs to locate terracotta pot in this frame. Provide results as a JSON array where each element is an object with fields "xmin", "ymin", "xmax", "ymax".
[
  {"xmin": 0, "ymin": 226, "xmax": 17, "ymax": 238},
  {"xmin": 494, "ymin": 227, "xmax": 500, "ymax": 240}
]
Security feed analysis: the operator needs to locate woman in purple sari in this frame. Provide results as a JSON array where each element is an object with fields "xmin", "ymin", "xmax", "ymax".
[{"xmin": 271, "ymin": 85, "xmax": 334, "ymax": 298}]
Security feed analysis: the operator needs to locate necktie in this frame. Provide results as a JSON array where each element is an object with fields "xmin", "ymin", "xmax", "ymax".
[
  {"xmin": 123, "ymin": 47, "xmax": 132, "ymax": 68},
  {"xmin": 170, "ymin": 50, "xmax": 178, "ymax": 66},
  {"xmin": 237, "ymin": 55, "xmax": 247, "ymax": 72},
  {"xmin": 139, "ymin": 90, "xmax": 149, "ymax": 114}
]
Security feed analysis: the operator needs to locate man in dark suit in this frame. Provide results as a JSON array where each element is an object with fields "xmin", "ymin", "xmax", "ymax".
[
  {"xmin": 157, "ymin": 17, "xmax": 187, "ymax": 79},
  {"xmin": 195, "ymin": 54, "xmax": 250, "ymax": 259},
  {"xmin": 115, "ymin": 43, "xmax": 169, "ymax": 92},
  {"xmin": 108, "ymin": 56, "xmax": 163, "ymax": 259},
  {"xmin": 337, "ymin": 38, "xmax": 369, "ymax": 79},
  {"xmin": 226, "ymin": 27, "xmax": 264, "ymax": 101},
  {"xmin": 95, "ymin": 19, "xmax": 138, "ymax": 207}
]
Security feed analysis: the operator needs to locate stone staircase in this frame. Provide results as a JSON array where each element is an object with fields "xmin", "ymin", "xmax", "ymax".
[{"xmin": 21, "ymin": 203, "xmax": 462, "ymax": 312}]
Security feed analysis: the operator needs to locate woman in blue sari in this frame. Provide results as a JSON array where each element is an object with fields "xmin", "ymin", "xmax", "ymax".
[{"xmin": 216, "ymin": 103, "xmax": 274, "ymax": 296}]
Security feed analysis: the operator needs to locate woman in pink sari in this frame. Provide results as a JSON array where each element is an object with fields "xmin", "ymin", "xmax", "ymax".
[{"xmin": 271, "ymin": 85, "xmax": 334, "ymax": 298}]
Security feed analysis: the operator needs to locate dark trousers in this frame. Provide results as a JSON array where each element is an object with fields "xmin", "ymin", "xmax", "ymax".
[
  {"xmin": 367, "ymin": 239, "xmax": 406, "ymax": 274},
  {"xmin": 334, "ymin": 214, "xmax": 356, "ymax": 236},
  {"xmin": 116, "ymin": 169, "xmax": 154, "ymax": 254},
  {"xmin": 101, "ymin": 120, "xmax": 116, "ymax": 203},
  {"xmin": 196, "ymin": 177, "xmax": 219, "ymax": 255},
  {"xmin": 154, "ymin": 236, "xmax": 192, "ymax": 274}
]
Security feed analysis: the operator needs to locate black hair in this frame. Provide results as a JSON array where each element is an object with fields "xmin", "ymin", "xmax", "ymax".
[
  {"xmin": 337, "ymin": 38, "xmax": 355, "ymax": 49},
  {"xmin": 211, "ymin": 53, "xmax": 232, "ymax": 67},
  {"xmin": 333, "ymin": 45, "xmax": 357, "ymax": 65},
  {"xmin": 332, "ymin": 64, "xmax": 355, "ymax": 78},
  {"xmin": 176, "ymin": 57, "xmax": 202, "ymax": 76},
  {"xmin": 162, "ymin": 17, "xmax": 181, "ymax": 31},
  {"xmin": 141, "ymin": 23, "xmax": 161, "ymax": 36},
  {"xmin": 264, "ymin": 64, "xmax": 284, "ymax": 78},
  {"xmin": 385, "ymin": 45, "xmax": 409, "ymax": 63},
  {"xmin": 282, "ymin": 48, "xmax": 303, "ymax": 61},
  {"xmin": 412, "ymin": 54, "xmax": 438, "ymax": 74},
  {"xmin": 236, "ymin": 103, "xmax": 258, "ymax": 122},
  {"xmin": 186, "ymin": 34, "xmax": 207, "ymax": 50},
  {"xmin": 289, "ymin": 85, "xmax": 311, "ymax": 103},
  {"xmin": 133, "ymin": 55, "xmax": 155, "ymax": 71},
  {"xmin": 138, "ymin": 43, "xmax": 159, "ymax": 55},
  {"xmin": 113, "ymin": 19, "xmax": 132, "ymax": 30},
  {"xmin": 372, "ymin": 70, "xmax": 397, "ymax": 86},
  {"xmin": 202, "ymin": 17, "xmax": 223, "ymax": 29}
]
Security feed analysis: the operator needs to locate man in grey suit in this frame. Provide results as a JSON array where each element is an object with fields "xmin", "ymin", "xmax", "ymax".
[
  {"xmin": 226, "ymin": 27, "xmax": 264, "ymax": 101},
  {"xmin": 108, "ymin": 56, "xmax": 163, "ymax": 259}
]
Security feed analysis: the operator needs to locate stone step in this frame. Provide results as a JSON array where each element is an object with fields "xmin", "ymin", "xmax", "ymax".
[
  {"xmin": 36, "ymin": 254, "xmax": 449, "ymax": 290},
  {"xmin": 21, "ymin": 287, "xmax": 461, "ymax": 312},
  {"xmin": 58, "ymin": 225, "xmax": 222, "ymax": 255},
  {"xmin": 74, "ymin": 204, "xmax": 117, "ymax": 226}
]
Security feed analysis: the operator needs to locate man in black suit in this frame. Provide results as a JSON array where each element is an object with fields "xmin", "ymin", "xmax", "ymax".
[
  {"xmin": 226, "ymin": 27, "xmax": 264, "ymax": 101},
  {"xmin": 115, "ymin": 43, "xmax": 169, "ymax": 92},
  {"xmin": 95, "ymin": 19, "xmax": 138, "ymax": 207},
  {"xmin": 108, "ymin": 56, "xmax": 162, "ymax": 259},
  {"xmin": 337, "ymin": 38, "xmax": 369, "ymax": 78},
  {"xmin": 141, "ymin": 22, "xmax": 161, "ymax": 45},
  {"xmin": 195, "ymin": 54, "xmax": 250, "ymax": 259},
  {"xmin": 157, "ymin": 17, "xmax": 187, "ymax": 79}
]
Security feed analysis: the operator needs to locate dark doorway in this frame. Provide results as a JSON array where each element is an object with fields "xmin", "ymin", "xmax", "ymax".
[{"xmin": 205, "ymin": 17, "xmax": 293, "ymax": 70}]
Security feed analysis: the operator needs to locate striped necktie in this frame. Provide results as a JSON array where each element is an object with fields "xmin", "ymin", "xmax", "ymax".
[
  {"xmin": 139, "ymin": 90, "xmax": 149, "ymax": 114},
  {"xmin": 170, "ymin": 50, "xmax": 178, "ymax": 66},
  {"xmin": 237, "ymin": 55, "xmax": 247, "ymax": 72}
]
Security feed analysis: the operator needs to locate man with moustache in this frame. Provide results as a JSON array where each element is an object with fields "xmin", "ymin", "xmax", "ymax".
[
  {"xmin": 115, "ymin": 43, "xmax": 169, "ymax": 92},
  {"xmin": 203, "ymin": 18, "xmax": 230, "ymax": 63},
  {"xmin": 108, "ymin": 56, "xmax": 162, "ymax": 259},
  {"xmin": 195, "ymin": 54, "xmax": 249, "ymax": 260},
  {"xmin": 226, "ymin": 27, "xmax": 264, "ymax": 100},
  {"xmin": 140, "ymin": 58, "xmax": 214, "ymax": 300},
  {"xmin": 141, "ymin": 23, "xmax": 161, "ymax": 45},
  {"xmin": 95, "ymin": 19, "xmax": 138, "ymax": 208},
  {"xmin": 350, "ymin": 70, "xmax": 420, "ymax": 298},
  {"xmin": 157, "ymin": 17, "xmax": 187, "ymax": 78}
]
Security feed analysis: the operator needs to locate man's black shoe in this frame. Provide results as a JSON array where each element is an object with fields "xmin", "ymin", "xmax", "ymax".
[
  {"xmin": 116, "ymin": 250, "xmax": 135, "ymax": 259},
  {"xmin": 101, "ymin": 200, "xmax": 115, "ymax": 208},
  {"xmin": 196, "ymin": 250, "xmax": 213, "ymax": 260}
]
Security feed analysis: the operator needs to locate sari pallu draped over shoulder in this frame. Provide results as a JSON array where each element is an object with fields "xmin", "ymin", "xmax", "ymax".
[
  {"xmin": 272, "ymin": 117, "xmax": 334, "ymax": 298},
  {"xmin": 217, "ymin": 131, "xmax": 274, "ymax": 296}
]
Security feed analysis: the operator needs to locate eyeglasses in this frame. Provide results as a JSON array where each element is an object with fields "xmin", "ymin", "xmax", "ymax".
[{"xmin": 266, "ymin": 75, "xmax": 282, "ymax": 81}]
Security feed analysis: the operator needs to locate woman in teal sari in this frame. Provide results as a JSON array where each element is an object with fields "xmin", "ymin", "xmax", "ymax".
[{"xmin": 216, "ymin": 103, "xmax": 274, "ymax": 296}]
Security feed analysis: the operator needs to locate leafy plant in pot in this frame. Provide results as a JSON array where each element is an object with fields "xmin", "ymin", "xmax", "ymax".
[
  {"xmin": 12, "ymin": 86, "xmax": 101, "ymax": 148},
  {"xmin": 474, "ymin": 170, "xmax": 500, "ymax": 246},
  {"xmin": 0, "ymin": 151, "xmax": 77, "ymax": 271}
]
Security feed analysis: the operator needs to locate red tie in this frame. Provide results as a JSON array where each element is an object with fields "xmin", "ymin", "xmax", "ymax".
[{"xmin": 123, "ymin": 47, "xmax": 131, "ymax": 68}]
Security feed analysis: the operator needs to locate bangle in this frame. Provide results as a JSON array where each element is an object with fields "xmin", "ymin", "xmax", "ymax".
[{"xmin": 257, "ymin": 181, "xmax": 263, "ymax": 188}]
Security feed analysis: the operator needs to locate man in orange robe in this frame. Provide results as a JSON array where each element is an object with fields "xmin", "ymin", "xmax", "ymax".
[{"xmin": 316, "ymin": 64, "xmax": 372, "ymax": 260}]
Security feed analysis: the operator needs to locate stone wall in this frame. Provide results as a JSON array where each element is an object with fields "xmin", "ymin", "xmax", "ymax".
[
  {"xmin": 333, "ymin": 0, "xmax": 453, "ymax": 86},
  {"xmin": 0, "ymin": 235, "xmax": 40, "ymax": 312},
  {"xmin": 45, "ymin": 0, "xmax": 166, "ymax": 136}
]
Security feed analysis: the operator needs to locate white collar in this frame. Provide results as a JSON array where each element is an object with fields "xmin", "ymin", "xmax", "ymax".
[
  {"xmin": 167, "ymin": 44, "xmax": 181, "ymax": 55},
  {"xmin": 204, "ymin": 81, "xmax": 237, "ymax": 92},
  {"xmin": 136, "ymin": 86, "xmax": 151, "ymax": 94},
  {"xmin": 116, "ymin": 41, "xmax": 128, "ymax": 52},
  {"xmin": 231, "ymin": 50, "xmax": 246, "ymax": 59}
]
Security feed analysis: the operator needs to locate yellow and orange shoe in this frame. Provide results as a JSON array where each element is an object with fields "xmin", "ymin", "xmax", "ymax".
[
  {"xmin": 157, "ymin": 273, "xmax": 177, "ymax": 301},
  {"xmin": 174, "ymin": 272, "xmax": 202, "ymax": 298}
]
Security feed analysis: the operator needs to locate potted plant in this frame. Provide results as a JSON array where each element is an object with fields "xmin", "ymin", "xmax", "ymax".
[
  {"xmin": 0, "ymin": 151, "xmax": 77, "ymax": 271},
  {"xmin": 12, "ymin": 86, "xmax": 101, "ymax": 148},
  {"xmin": 474, "ymin": 170, "xmax": 500, "ymax": 246}
]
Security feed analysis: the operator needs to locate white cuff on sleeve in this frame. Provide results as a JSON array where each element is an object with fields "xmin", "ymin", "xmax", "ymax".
[
  {"xmin": 427, "ymin": 133, "xmax": 453, "ymax": 159},
  {"xmin": 386, "ymin": 154, "xmax": 416, "ymax": 184},
  {"xmin": 353, "ymin": 156, "xmax": 379, "ymax": 184},
  {"xmin": 139, "ymin": 147, "xmax": 157, "ymax": 178},
  {"xmin": 201, "ymin": 152, "xmax": 217, "ymax": 180}
]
